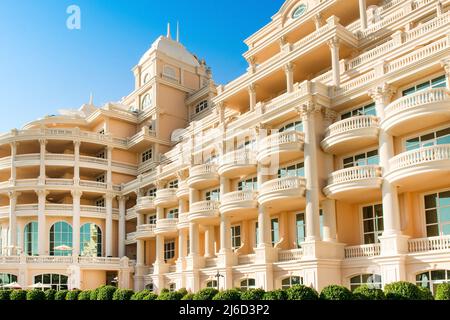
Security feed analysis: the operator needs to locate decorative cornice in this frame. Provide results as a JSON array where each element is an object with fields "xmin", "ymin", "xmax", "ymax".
[{"xmin": 368, "ymin": 83, "xmax": 396, "ymax": 103}]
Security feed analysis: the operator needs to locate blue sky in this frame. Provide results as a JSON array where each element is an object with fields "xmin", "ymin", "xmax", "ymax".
[{"xmin": 0, "ymin": 0, "xmax": 283, "ymax": 132}]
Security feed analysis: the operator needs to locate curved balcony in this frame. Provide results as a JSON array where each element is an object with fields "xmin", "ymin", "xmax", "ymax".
[
  {"xmin": 154, "ymin": 188, "xmax": 178, "ymax": 208},
  {"xmin": 136, "ymin": 224, "xmax": 156, "ymax": 239},
  {"xmin": 176, "ymin": 181, "xmax": 189, "ymax": 199},
  {"xmin": 187, "ymin": 164, "xmax": 219, "ymax": 189},
  {"xmin": 189, "ymin": 200, "xmax": 220, "ymax": 223},
  {"xmin": 155, "ymin": 218, "xmax": 179, "ymax": 236},
  {"xmin": 324, "ymin": 165, "xmax": 383, "ymax": 202},
  {"xmin": 125, "ymin": 232, "xmax": 137, "ymax": 245},
  {"xmin": 219, "ymin": 190, "xmax": 258, "ymax": 219},
  {"xmin": 177, "ymin": 213, "xmax": 190, "ymax": 229},
  {"xmin": 258, "ymin": 176, "xmax": 306, "ymax": 211},
  {"xmin": 382, "ymin": 88, "xmax": 450, "ymax": 136},
  {"xmin": 257, "ymin": 131, "xmax": 304, "ymax": 165},
  {"xmin": 1, "ymin": 204, "xmax": 119, "ymax": 219},
  {"xmin": 386, "ymin": 145, "xmax": 450, "ymax": 191},
  {"xmin": 135, "ymin": 196, "xmax": 156, "ymax": 213},
  {"xmin": 321, "ymin": 116, "xmax": 380, "ymax": 154},
  {"xmin": 218, "ymin": 149, "xmax": 257, "ymax": 178}
]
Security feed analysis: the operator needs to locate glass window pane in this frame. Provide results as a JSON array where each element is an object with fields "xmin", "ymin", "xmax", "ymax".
[
  {"xmin": 427, "ymin": 225, "xmax": 439, "ymax": 237},
  {"xmin": 425, "ymin": 209, "xmax": 438, "ymax": 224},
  {"xmin": 425, "ymin": 194, "xmax": 437, "ymax": 209},
  {"xmin": 363, "ymin": 206, "xmax": 373, "ymax": 219}
]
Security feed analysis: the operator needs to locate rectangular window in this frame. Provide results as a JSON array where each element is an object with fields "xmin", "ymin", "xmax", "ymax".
[
  {"xmin": 95, "ymin": 199, "xmax": 105, "ymax": 207},
  {"xmin": 167, "ymin": 180, "xmax": 178, "ymax": 189},
  {"xmin": 141, "ymin": 149, "xmax": 153, "ymax": 163},
  {"xmin": 148, "ymin": 215, "xmax": 157, "ymax": 225},
  {"xmin": 96, "ymin": 174, "xmax": 105, "ymax": 183},
  {"xmin": 271, "ymin": 218, "xmax": 279, "ymax": 246},
  {"xmin": 96, "ymin": 150, "xmax": 106, "ymax": 159},
  {"xmin": 166, "ymin": 208, "xmax": 179, "ymax": 219},
  {"xmin": 98, "ymin": 129, "xmax": 105, "ymax": 135},
  {"xmin": 278, "ymin": 162, "xmax": 305, "ymax": 178},
  {"xmin": 238, "ymin": 177, "xmax": 258, "ymax": 191},
  {"xmin": 195, "ymin": 100, "xmax": 208, "ymax": 114},
  {"xmin": 255, "ymin": 222, "xmax": 259, "ymax": 247},
  {"xmin": 296, "ymin": 210, "xmax": 323, "ymax": 247},
  {"xmin": 402, "ymin": 75, "xmax": 447, "ymax": 96},
  {"xmin": 237, "ymin": 138, "xmax": 256, "ymax": 150},
  {"xmin": 362, "ymin": 204, "xmax": 384, "ymax": 244},
  {"xmin": 343, "ymin": 150, "xmax": 379, "ymax": 168},
  {"xmin": 164, "ymin": 240, "xmax": 175, "ymax": 261},
  {"xmin": 205, "ymin": 189, "xmax": 220, "ymax": 201},
  {"xmin": 405, "ymin": 127, "xmax": 450, "ymax": 151},
  {"xmin": 424, "ymin": 191, "xmax": 450, "ymax": 237},
  {"xmin": 279, "ymin": 121, "xmax": 303, "ymax": 133},
  {"xmin": 231, "ymin": 225, "xmax": 241, "ymax": 250},
  {"xmin": 341, "ymin": 103, "xmax": 376, "ymax": 120},
  {"xmin": 147, "ymin": 188, "xmax": 157, "ymax": 197}
]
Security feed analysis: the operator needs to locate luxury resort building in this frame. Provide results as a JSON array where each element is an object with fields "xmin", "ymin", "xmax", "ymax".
[{"xmin": 1, "ymin": 0, "xmax": 450, "ymax": 294}]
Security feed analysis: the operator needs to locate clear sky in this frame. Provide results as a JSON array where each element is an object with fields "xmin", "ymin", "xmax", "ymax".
[{"xmin": 0, "ymin": 0, "xmax": 283, "ymax": 132}]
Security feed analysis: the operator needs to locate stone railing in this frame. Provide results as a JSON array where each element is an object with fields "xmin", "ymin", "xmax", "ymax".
[
  {"xmin": 220, "ymin": 149, "xmax": 256, "ymax": 166},
  {"xmin": 237, "ymin": 254, "xmax": 256, "ymax": 265},
  {"xmin": 344, "ymin": 244, "xmax": 381, "ymax": 258},
  {"xmin": 45, "ymin": 178, "xmax": 74, "ymax": 186},
  {"xmin": 77, "ymin": 257, "xmax": 123, "ymax": 265},
  {"xmin": 155, "ymin": 188, "xmax": 178, "ymax": 199},
  {"xmin": 137, "ymin": 196, "xmax": 155, "ymax": 207},
  {"xmin": 126, "ymin": 232, "xmax": 137, "ymax": 241},
  {"xmin": 278, "ymin": 248, "xmax": 303, "ymax": 262},
  {"xmin": 26, "ymin": 256, "xmax": 74, "ymax": 264},
  {"xmin": 325, "ymin": 115, "xmax": 380, "ymax": 137},
  {"xmin": 259, "ymin": 131, "xmax": 305, "ymax": 150},
  {"xmin": 137, "ymin": 224, "xmax": 156, "ymax": 233},
  {"xmin": 189, "ymin": 164, "xmax": 218, "ymax": 177},
  {"xmin": 156, "ymin": 218, "xmax": 179, "ymax": 229},
  {"xmin": 260, "ymin": 176, "xmax": 306, "ymax": 194},
  {"xmin": 15, "ymin": 153, "xmax": 40, "ymax": 162},
  {"xmin": 79, "ymin": 156, "xmax": 108, "ymax": 165},
  {"xmin": 79, "ymin": 180, "xmax": 107, "ymax": 189},
  {"xmin": 389, "ymin": 145, "xmax": 450, "ymax": 172},
  {"xmin": 190, "ymin": 200, "xmax": 220, "ymax": 213},
  {"xmin": 385, "ymin": 88, "xmax": 450, "ymax": 118},
  {"xmin": 328, "ymin": 165, "xmax": 382, "ymax": 185},
  {"xmin": 221, "ymin": 190, "xmax": 258, "ymax": 204},
  {"xmin": 408, "ymin": 236, "xmax": 450, "ymax": 253},
  {"xmin": 0, "ymin": 256, "xmax": 20, "ymax": 264}
]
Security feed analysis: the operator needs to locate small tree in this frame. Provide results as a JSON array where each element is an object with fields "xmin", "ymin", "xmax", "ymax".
[
  {"xmin": 54, "ymin": 290, "xmax": 68, "ymax": 301},
  {"xmin": 181, "ymin": 293, "xmax": 195, "ymax": 300},
  {"xmin": 78, "ymin": 290, "xmax": 92, "ymax": 300},
  {"xmin": 26, "ymin": 290, "xmax": 46, "ymax": 301},
  {"xmin": 97, "ymin": 285, "xmax": 117, "ymax": 300},
  {"xmin": 193, "ymin": 288, "xmax": 219, "ymax": 301},
  {"xmin": 435, "ymin": 283, "xmax": 450, "ymax": 300},
  {"xmin": 353, "ymin": 285, "xmax": 385, "ymax": 300},
  {"xmin": 10, "ymin": 290, "xmax": 27, "ymax": 301},
  {"xmin": 66, "ymin": 289, "xmax": 81, "ymax": 300},
  {"xmin": 131, "ymin": 290, "xmax": 152, "ymax": 300},
  {"xmin": 90, "ymin": 286, "xmax": 103, "ymax": 300},
  {"xmin": 286, "ymin": 285, "xmax": 319, "ymax": 300},
  {"xmin": 240, "ymin": 289, "xmax": 266, "ymax": 300},
  {"xmin": 143, "ymin": 293, "xmax": 159, "ymax": 300},
  {"xmin": 112, "ymin": 289, "xmax": 134, "ymax": 301},
  {"xmin": 263, "ymin": 289, "xmax": 288, "ymax": 300},
  {"xmin": 0, "ymin": 290, "xmax": 11, "ymax": 301},
  {"xmin": 320, "ymin": 285, "xmax": 353, "ymax": 300},
  {"xmin": 45, "ymin": 289, "xmax": 56, "ymax": 301},
  {"xmin": 156, "ymin": 291, "xmax": 183, "ymax": 300},
  {"xmin": 212, "ymin": 289, "xmax": 242, "ymax": 301},
  {"xmin": 384, "ymin": 282, "xmax": 423, "ymax": 300}
]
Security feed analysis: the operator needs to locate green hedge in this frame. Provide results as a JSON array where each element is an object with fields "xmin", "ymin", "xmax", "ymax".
[
  {"xmin": 193, "ymin": 288, "xmax": 219, "ymax": 301},
  {"xmin": 78, "ymin": 290, "xmax": 92, "ymax": 300},
  {"xmin": 54, "ymin": 290, "xmax": 68, "ymax": 301},
  {"xmin": 143, "ymin": 293, "xmax": 158, "ymax": 300},
  {"xmin": 418, "ymin": 286, "xmax": 434, "ymax": 300},
  {"xmin": 320, "ymin": 285, "xmax": 353, "ymax": 300},
  {"xmin": 353, "ymin": 285, "xmax": 385, "ymax": 300},
  {"xmin": 112, "ymin": 289, "xmax": 134, "ymax": 301},
  {"xmin": 10, "ymin": 290, "xmax": 27, "ymax": 301},
  {"xmin": 263, "ymin": 289, "xmax": 287, "ymax": 300},
  {"xmin": 177, "ymin": 288, "xmax": 189, "ymax": 298},
  {"xmin": 240, "ymin": 289, "xmax": 266, "ymax": 300},
  {"xmin": 97, "ymin": 286, "xmax": 117, "ymax": 300},
  {"xmin": 384, "ymin": 282, "xmax": 424, "ymax": 300},
  {"xmin": 26, "ymin": 290, "xmax": 46, "ymax": 301},
  {"xmin": 286, "ymin": 285, "xmax": 318, "ymax": 300},
  {"xmin": 156, "ymin": 291, "xmax": 183, "ymax": 300},
  {"xmin": 0, "ymin": 290, "xmax": 11, "ymax": 301},
  {"xmin": 212, "ymin": 289, "xmax": 242, "ymax": 301},
  {"xmin": 435, "ymin": 283, "xmax": 450, "ymax": 300},
  {"xmin": 89, "ymin": 286, "xmax": 103, "ymax": 300},
  {"xmin": 181, "ymin": 293, "xmax": 195, "ymax": 300},
  {"xmin": 45, "ymin": 289, "xmax": 56, "ymax": 301},
  {"xmin": 66, "ymin": 289, "xmax": 81, "ymax": 301},
  {"xmin": 131, "ymin": 290, "xmax": 152, "ymax": 300}
]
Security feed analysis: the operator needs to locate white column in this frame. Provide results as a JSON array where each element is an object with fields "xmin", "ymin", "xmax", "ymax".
[
  {"xmin": 219, "ymin": 214, "xmax": 231, "ymax": 253},
  {"xmin": 37, "ymin": 190, "xmax": 48, "ymax": 255},
  {"xmin": 248, "ymin": 84, "xmax": 256, "ymax": 111},
  {"xmin": 39, "ymin": 139, "xmax": 46, "ymax": 185},
  {"xmin": 328, "ymin": 37, "xmax": 341, "ymax": 88},
  {"xmin": 9, "ymin": 142, "xmax": 16, "ymax": 182},
  {"xmin": 359, "ymin": 0, "xmax": 368, "ymax": 30},
  {"xmin": 107, "ymin": 146, "xmax": 113, "ymax": 189},
  {"xmin": 73, "ymin": 141, "xmax": 80, "ymax": 184},
  {"xmin": 118, "ymin": 196, "xmax": 127, "ymax": 258},
  {"xmin": 104, "ymin": 193, "xmax": 114, "ymax": 257},
  {"xmin": 136, "ymin": 239, "xmax": 145, "ymax": 266},
  {"xmin": 189, "ymin": 222, "xmax": 199, "ymax": 256},
  {"xmin": 322, "ymin": 199, "xmax": 337, "ymax": 242},
  {"xmin": 7, "ymin": 192, "xmax": 18, "ymax": 255},
  {"xmin": 155, "ymin": 234, "xmax": 164, "ymax": 263},
  {"xmin": 284, "ymin": 63, "xmax": 294, "ymax": 93},
  {"xmin": 204, "ymin": 226, "xmax": 215, "ymax": 257},
  {"xmin": 313, "ymin": 13, "xmax": 323, "ymax": 30},
  {"xmin": 441, "ymin": 59, "xmax": 450, "ymax": 89},
  {"xmin": 178, "ymin": 229, "xmax": 187, "ymax": 261},
  {"xmin": 301, "ymin": 103, "xmax": 322, "ymax": 241},
  {"xmin": 71, "ymin": 190, "xmax": 82, "ymax": 256}
]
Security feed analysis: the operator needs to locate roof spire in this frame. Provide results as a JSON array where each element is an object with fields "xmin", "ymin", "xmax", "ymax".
[
  {"xmin": 176, "ymin": 21, "xmax": 180, "ymax": 42},
  {"xmin": 89, "ymin": 92, "xmax": 93, "ymax": 105},
  {"xmin": 167, "ymin": 22, "xmax": 171, "ymax": 39}
]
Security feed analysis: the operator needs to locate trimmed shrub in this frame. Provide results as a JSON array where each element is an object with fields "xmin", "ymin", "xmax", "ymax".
[
  {"xmin": 45, "ymin": 289, "xmax": 56, "ymax": 301},
  {"xmin": 54, "ymin": 290, "xmax": 68, "ymax": 301},
  {"xmin": 286, "ymin": 285, "xmax": 319, "ymax": 300},
  {"xmin": 435, "ymin": 283, "xmax": 450, "ymax": 300},
  {"xmin": 193, "ymin": 288, "xmax": 219, "ymax": 301},
  {"xmin": 177, "ymin": 288, "xmax": 188, "ymax": 298},
  {"xmin": 66, "ymin": 289, "xmax": 81, "ymax": 301},
  {"xmin": 97, "ymin": 285, "xmax": 117, "ymax": 300},
  {"xmin": 160, "ymin": 288, "xmax": 170, "ymax": 294},
  {"xmin": 143, "ymin": 293, "xmax": 158, "ymax": 301},
  {"xmin": 90, "ymin": 286, "xmax": 103, "ymax": 300},
  {"xmin": 112, "ymin": 289, "xmax": 134, "ymax": 301},
  {"xmin": 240, "ymin": 288, "xmax": 266, "ymax": 301},
  {"xmin": 10, "ymin": 290, "xmax": 27, "ymax": 301},
  {"xmin": 212, "ymin": 289, "xmax": 242, "ymax": 301},
  {"xmin": 353, "ymin": 285, "xmax": 385, "ymax": 300},
  {"xmin": 0, "ymin": 290, "xmax": 11, "ymax": 301},
  {"xmin": 78, "ymin": 290, "xmax": 92, "ymax": 300},
  {"xmin": 418, "ymin": 286, "xmax": 434, "ymax": 300},
  {"xmin": 156, "ymin": 291, "xmax": 183, "ymax": 300},
  {"xmin": 131, "ymin": 290, "xmax": 152, "ymax": 300},
  {"xmin": 26, "ymin": 289, "xmax": 46, "ymax": 301},
  {"xmin": 263, "ymin": 289, "xmax": 288, "ymax": 300},
  {"xmin": 181, "ymin": 293, "xmax": 195, "ymax": 300},
  {"xmin": 320, "ymin": 285, "xmax": 353, "ymax": 300},
  {"xmin": 384, "ymin": 282, "xmax": 423, "ymax": 300}
]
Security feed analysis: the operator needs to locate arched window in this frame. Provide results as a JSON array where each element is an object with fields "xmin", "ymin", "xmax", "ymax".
[
  {"xmin": 24, "ymin": 222, "xmax": 38, "ymax": 256},
  {"xmin": 80, "ymin": 223, "xmax": 102, "ymax": 257},
  {"xmin": 240, "ymin": 278, "xmax": 256, "ymax": 291},
  {"xmin": 143, "ymin": 73, "xmax": 150, "ymax": 85},
  {"xmin": 0, "ymin": 273, "xmax": 17, "ymax": 286},
  {"xmin": 49, "ymin": 222, "xmax": 73, "ymax": 256},
  {"xmin": 281, "ymin": 276, "xmax": 303, "ymax": 289},
  {"xmin": 142, "ymin": 93, "xmax": 152, "ymax": 109},
  {"xmin": 350, "ymin": 274, "xmax": 382, "ymax": 291},
  {"xmin": 206, "ymin": 280, "xmax": 218, "ymax": 288},
  {"xmin": 34, "ymin": 274, "xmax": 68, "ymax": 291},
  {"xmin": 416, "ymin": 270, "xmax": 450, "ymax": 294}
]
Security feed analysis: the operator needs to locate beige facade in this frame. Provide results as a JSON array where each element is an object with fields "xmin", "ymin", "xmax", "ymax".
[{"xmin": 1, "ymin": 0, "xmax": 450, "ymax": 293}]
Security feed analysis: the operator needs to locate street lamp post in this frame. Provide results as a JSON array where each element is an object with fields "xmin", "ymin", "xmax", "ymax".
[{"xmin": 214, "ymin": 271, "xmax": 224, "ymax": 291}]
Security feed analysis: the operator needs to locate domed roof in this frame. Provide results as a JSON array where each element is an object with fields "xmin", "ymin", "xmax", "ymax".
[{"xmin": 139, "ymin": 36, "xmax": 200, "ymax": 67}]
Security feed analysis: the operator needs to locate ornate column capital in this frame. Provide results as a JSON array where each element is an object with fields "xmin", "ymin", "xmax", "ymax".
[
  {"xmin": 71, "ymin": 190, "xmax": 83, "ymax": 198},
  {"xmin": 368, "ymin": 83, "xmax": 396, "ymax": 103},
  {"xmin": 441, "ymin": 58, "xmax": 450, "ymax": 75},
  {"xmin": 36, "ymin": 189, "xmax": 50, "ymax": 198},
  {"xmin": 247, "ymin": 83, "xmax": 257, "ymax": 94},
  {"xmin": 155, "ymin": 180, "xmax": 166, "ymax": 189},
  {"xmin": 8, "ymin": 191, "xmax": 20, "ymax": 199},
  {"xmin": 278, "ymin": 36, "xmax": 287, "ymax": 48},
  {"xmin": 103, "ymin": 192, "xmax": 115, "ymax": 201},
  {"xmin": 117, "ymin": 195, "xmax": 130, "ymax": 202},
  {"xmin": 327, "ymin": 36, "xmax": 340, "ymax": 50},
  {"xmin": 176, "ymin": 169, "xmax": 188, "ymax": 181},
  {"xmin": 322, "ymin": 107, "xmax": 339, "ymax": 123},
  {"xmin": 283, "ymin": 62, "xmax": 295, "ymax": 74},
  {"xmin": 38, "ymin": 139, "xmax": 48, "ymax": 146},
  {"xmin": 296, "ymin": 102, "xmax": 322, "ymax": 120},
  {"xmin": 313, "ymin": 13, "xmax": 323, "ymax": 28}
]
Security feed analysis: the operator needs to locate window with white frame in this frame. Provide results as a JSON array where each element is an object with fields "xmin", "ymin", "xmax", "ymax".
[
  {"xmin": 147, "ymin": 188, "xmax": 157, "ymax": 197},
  {"xmin": 296, "ymin": 210, "xmax": 324, "ymax": 247},
  {"xmin": 416, "ymin": 270, "xmax": 450, "ymax": 295},
  {"xmin": 238, "ymin": 177, "xmax": 258, "ymax": 191},
  {"xmin": 95, "ymin": 198, "xmax": 105, "ymax": 207},
  {"xmin": 96, "ymin": 149, "xmax": 106, "ymax": 159},
  {"xmin": 237, "ymin": 137, "xmax": 256, "ymax": 150},
  {"xmin": 362, "ymin": 204, "xmax": 384, "ymax": 244},
  {"xmin": 402, "ymin": 75, "xmax": 446, "ymax": 96},
  {"xmin": 142, "ymin": 93, "xmax": 152, "ymax": 109},
  {"xmin": 206, "ymin": 280, "xmax": 218, "ymax": 288},
  {"xmin": 424, "ymin": 190, "xmax": 450, "ymax": 237},
  {"xmin": 271, "ymin": 218, "xmax": 279, "ymax": 246},
  {"xmin": 343, "ymin": 150, "xmax": 379, "ymax": 169},
  {"xmin": 231, "ymin": 225, "xmax": 241, "ymax": 250},
  {"xmin": 169, "ymin": 283, "xmax": 177, "ymax": 292},
  {"xmin": 350, "ymin": 274, "xmax": 382, "ymax": 291},
  {"xmin": 141, "ymin": 149, "xmax": 153, "ymax": 163},
  {"xmin": 281, "ymin": 276, "xmax": 303, "ymax": 289},
  {"xmin": 148, "ymin": 215, "xmax": 157, "ymax": 225},
  {"xmin": 240, "ymin": 278, "xmax": 256, "ymax": 291},
  {"xmin": 166, "ymin": 208, "xmax": 179, "ymax": 219},
  {"xmin": 195, "ymin": 100, "xmax": 208, "ymax": 114},
  {"xmin": 278, "ymin": 162, "xmax": 304, "ymax": 178},
  {"xmin": 167, "ymin": 179, "xmax": 178, "ymax": 189},
  {"xmin": 34, "ymin": 274, "xmax": 68, "ymax": 291},
  {"xmin": 405, "ymin": 127, "xmax": 450, "ymax": 151},
  {"xmin": 279, "ymin": 121, "xmax": 303, "ymax": 132},
  {"xmin": 205, "ymin": 153, "xmax": 219, "ymax": 164},
  {"xmin": 164, "ymin": 240, "xmax": 175, "ymax": 261},
  {"xmin": 341, "ymin": 102, "xmax": 376, "ymax": 120},
  {"xmin": 0, "ymin": 273, "xmax": 17, "ymax": 286},
  {"xmin": 205, "ymin": 189, "xmax": 220, "ymax": 201},
  {"xmin": 96, "ymin": 174, "xmax": 105, "ymax": 183}
]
